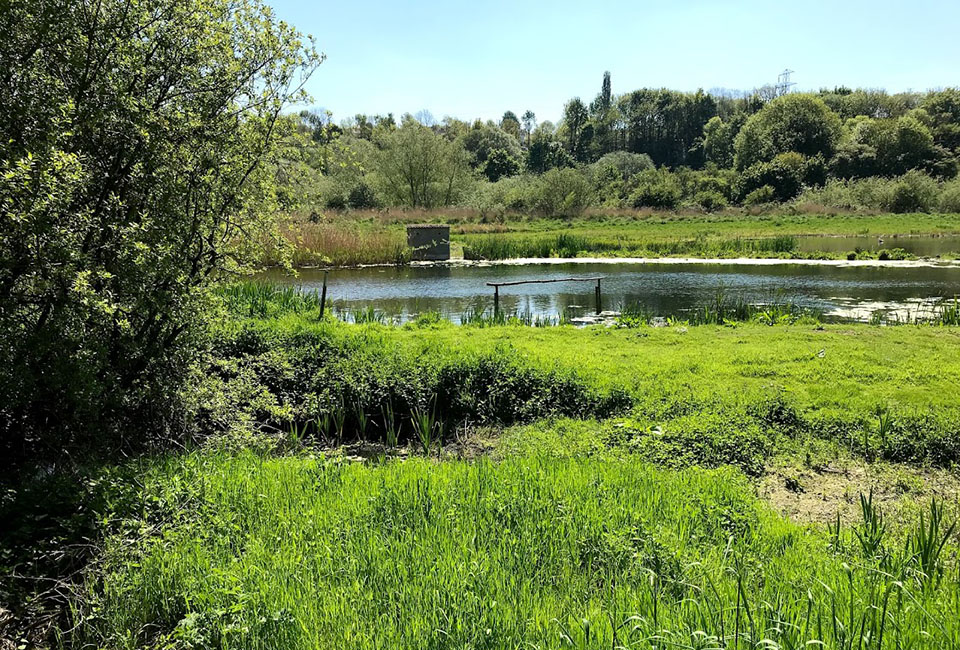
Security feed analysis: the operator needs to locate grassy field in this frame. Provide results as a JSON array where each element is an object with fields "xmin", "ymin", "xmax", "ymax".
[
  {"xmin": 274, "ymin": 211, "xmax": 960, "ymax": 266},
  {"xmin": 71, "ymin": 449, "xmax": 959, "ymax": 650},
  {"xmin": 8, "ymin": 301, "xmax": 960, "ymax": 648}
]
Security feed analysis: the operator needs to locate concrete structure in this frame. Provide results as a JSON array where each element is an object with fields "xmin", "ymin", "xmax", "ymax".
[{"xmin": 407, "ymin": 224, "xmax": 450, "ymax": 261}]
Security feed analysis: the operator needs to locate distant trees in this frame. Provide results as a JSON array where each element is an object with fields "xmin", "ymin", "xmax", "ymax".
[
  {"xmin": 521, "ymin": 111, "xmax": 537, "ymax": 145},
  {"xmin": 562, "ymin": 98, "xmax": 590, "ymax": 161},
  {"xmin": 460, "ymin": 124, "xmax": 524, "ymax": 173},
  {"xmin": 500, "ymin": 111, "xmax": 522, "ymax": 140},
  {"xmin": 702, "ymin": 116, "xmax": 740, "ymax": 168},
  {"xmin": 615, "ymin": 89, "xmax": 716, "ymax": 167},
  {"xmin": 376, "ymin": 123, "xmax": 471, "ymax": 207},
  {"xmin": 923, "ymin": 89, "xmax": 960, "ymax": 155},
  {"xmin": 734, "ymin": 94, "xmax": 842, "ymax": 170},
  {"xmin": 279, "ymin": 69, "xmax": 960, "ymax": 216}
]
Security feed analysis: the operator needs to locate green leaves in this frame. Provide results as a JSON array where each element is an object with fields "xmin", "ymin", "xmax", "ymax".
[{"xmin": 0, "ymin": 0, "xmax": 321, "ymax": 464}]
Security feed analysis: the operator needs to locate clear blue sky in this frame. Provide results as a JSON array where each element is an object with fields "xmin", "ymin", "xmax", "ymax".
[{"xmin": 269, "ymin": 0, "xmax": 959, "ymax": 124}]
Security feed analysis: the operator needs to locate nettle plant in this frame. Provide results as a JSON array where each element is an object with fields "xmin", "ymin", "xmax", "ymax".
[{"xmin": 0, "ymin": 0, "xmax": 322, "ymax": 465}]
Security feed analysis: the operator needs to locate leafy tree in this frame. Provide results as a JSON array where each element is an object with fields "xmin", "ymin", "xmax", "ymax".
[
  {"xmin": 819, "ymin": 88, "xmax": 919, "ymax": 120},
  {"xmin": 480, "ymin": 148, "xmax": 522, "ymax": 182},
  {"xmin": 530, "ymin": 168, "xmax": 593, "ymax": 217},
  {"xmin": 527, "ymin": 133, "xmax": 575, "ymax": 174},
  {"xmin": 619, "ymin": 89, "xmax": 716, "ymax": 167},
  {"xmin": 835, "ymin": 115, "xmax": 945, "ymax": 177},
  {"xmin": 375, "ymin": 123, "xmax": 471, "ymax": 208},
  {"xmin": 702, "ymin": 116, "xmax": 739, "ymax": 168},
  {"xmin": 590, "ymin": 72, "xmax": 617, "ymax": 156},
  {"xmin": 0, "ymin": 0, "xmax": 319, "ymax": 464},
  {"xmin": 734, "ymin": 94, "xmax": 842, "ymax": 170},
  {"xmin": 460, "ymin": 125, "xmax": 523, "ymax": 171},
  {"xmin": 922, "ymin": 89, "xmax": 960, "ymax": 155},
  {"xmin": 562, "ymin": 98, "xmax": 590, "ymax": 161},
  {"xmin": 501, "ymin": 111, "xmax": 521, "ymax": 140}
]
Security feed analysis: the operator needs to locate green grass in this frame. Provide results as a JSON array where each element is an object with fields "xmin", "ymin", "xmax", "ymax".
[
  {"xmin": 10, "ymin": 309, "xmax": 960, "ymax": 648},
  {"xmin": 192, "ymin": 305, "xmax": 960, "ymax": 470},
  {"xmin": 71, "ymin": 449, "xmax": 960, "ymax": 649},
  {"xmin": 454, "ymin": 212, "xmax": 960, "ymax": 261}
]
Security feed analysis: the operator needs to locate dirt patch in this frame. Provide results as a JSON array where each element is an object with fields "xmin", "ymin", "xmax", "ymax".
[{"xmin": 760, "ymin": 462, "xmax": 960, "ymax": 525}]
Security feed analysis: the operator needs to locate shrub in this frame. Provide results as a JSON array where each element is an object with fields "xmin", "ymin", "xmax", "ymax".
[
  {"xmin": 939, "ymin": 180, "xmax": 960, "ymax": 213},
  {"xmin": 529, "ymin": 168, "xmax": 593, "ymax": 217},
  {"xmin": 890, "ymin": 170, "xmax": 938, "ymax": 213},
  {"xmin": 694, "ymin": 190, "xmax": 728, "ymax": 212},
  {"xmin": 347, "ymin": 181, "xmax": 381, "ymax": 209},
  {"xmin": 629, "ymin": 169, "xmax": 682, "ymax": 209},
  {"xmin": 736, "ymin": 152, "xmax": 806, "ymax": 202},
  {"xmin": 0, "ymin": 0, "xmax": 320, "ymax": 468},
  {"xmin": 743, "ymin": 185, "xmax": 776, "ymax": 206}
]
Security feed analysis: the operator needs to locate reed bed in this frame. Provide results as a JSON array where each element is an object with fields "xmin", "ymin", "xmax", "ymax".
[
  {"xmin": 460, "ymin": 233, "xmax": 801, "ymax": 260},
  {"xmin": 262, "ymin": 220, "xmax": 410, "ymax": 267}
]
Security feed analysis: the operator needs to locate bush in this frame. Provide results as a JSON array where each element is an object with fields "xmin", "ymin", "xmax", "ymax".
[
  {"xmin": 529, "ymin": 168, "xmax": 593, "ymax": 217},
  {"xmin": 694, "ymin": 190, "xmax": 728, "ymax": 212},
  {"xmin": 0, "ymin": 0, "xmax": 319, "ymax": 468},
  {"xmin": 939, "ymin": 180, "xmax": 960, "ymax": 213},
  {"xmin": 467, "ymin": 175, "xmax": 535, "ymax": 218},
  {"xmin": 629, "ymin": 169, "xmax": 682, "ymax": 209},
  {"xmin": 347, "ymin": 181, "xmax": 381, "ymax": 209},
  {"xmin": 890, "ymin": 170, "xmax": 938, "ymax": 213},
  {"xmin": 743, "ymin": 185, "xmax": 776, "ymax": 206},
  {"xmin": 736, "ymin": 152, "xmax": 806, "ymax": 202}
]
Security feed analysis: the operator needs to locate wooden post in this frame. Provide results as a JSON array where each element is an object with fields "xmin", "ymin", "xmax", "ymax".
[
  {"xmin": 493, "ymin": 285, "xmax": 499, "ymax": 317},
  {"xmin": 595, "ymin": 278, "xmax": 601, "ymax": 314},
  {"xmin": 319, "ymin": 270, "xmax": 328, "ymax": 319}
]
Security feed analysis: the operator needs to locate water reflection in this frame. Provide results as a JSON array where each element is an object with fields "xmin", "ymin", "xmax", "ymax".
[{"xmin": 258, "ymin": 261, "xmax": 960, "ymax": 323}]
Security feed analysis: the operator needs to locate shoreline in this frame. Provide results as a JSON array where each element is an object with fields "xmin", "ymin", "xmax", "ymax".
[
  {"xmin": 279, "ymin": 255, "xmax": 960, "ymax": 273},
  {"xmin": 419, "ymin": 256, "xmax": 960, "ymax": 269}
]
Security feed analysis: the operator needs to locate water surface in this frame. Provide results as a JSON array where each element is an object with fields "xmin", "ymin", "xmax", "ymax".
[{"xmin": 261, "ymin": 261, "xmax": 960, "ymax": 323}]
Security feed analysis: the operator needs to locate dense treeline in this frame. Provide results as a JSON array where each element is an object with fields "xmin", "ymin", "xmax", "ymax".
[{"xmin": 284, "ymin": 74, "xmax": 960, "ymax": 216}]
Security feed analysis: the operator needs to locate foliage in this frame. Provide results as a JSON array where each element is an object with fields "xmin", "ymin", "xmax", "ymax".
[
  {"xmin": 529, "ymin": 168, "xmax": 594, "ymax": 217},
  {"xmin": 629, "ymin": 169, "xmax": 683, "ymax": 209},
  {"xmin": 890, "ymin": 170, "xmax": 940, "ymax": 213},
  {"xmin": 734, "ymin": 94, "xmax": 843, "ymax": 170},
  {"xmin": 480, "ymin": 148, "xmax": 523, "ymax": 182},
  {"xmin": 373, "ymin": 122, "xmax": 473, "ymax": 208},
  {"xmin": 460, "ymin": 124, "xmax": 524, "ymax": 173},
  {"xmin": 0, "ymin": 0, "xmax": 320, "ymax": 466}
]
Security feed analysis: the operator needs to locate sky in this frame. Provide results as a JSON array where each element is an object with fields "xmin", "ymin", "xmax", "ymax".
[{"xmin": 268, "ymin": 0, "xmax": 959, "ymax": 125}]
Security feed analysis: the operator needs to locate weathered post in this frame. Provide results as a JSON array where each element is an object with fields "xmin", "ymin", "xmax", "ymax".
[
  {"xmin": 493, "ymin": 285, "xmax": 500, "ymax": 317},
  {"xmin": 319, "ymin": 270, "xmax": 328, "ymax": 319},
  {"xmin": 595, "ymin": 278, "xmax": 601, "ymax": 314}
]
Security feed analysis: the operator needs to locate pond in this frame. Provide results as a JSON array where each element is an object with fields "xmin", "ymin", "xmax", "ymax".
[{"xmin": 260, "ymin": 260, "xmax": 960, "ymax": 323}]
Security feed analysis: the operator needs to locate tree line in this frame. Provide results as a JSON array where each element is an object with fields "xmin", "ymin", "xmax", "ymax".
[{"xmin": 285, "ymin": 74, "xmax": 960, "ymax": 215}]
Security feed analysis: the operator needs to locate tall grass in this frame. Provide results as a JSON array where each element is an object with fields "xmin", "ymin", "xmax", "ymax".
[
  {"xmin": 72, "ymin": 450, "xmax": 960, "ymax": 649},
  {"xmin": 617, "ymin": 290, "xmax": 820, "ymax": 327},
  {"xmin": 216, "ymin": 281, "xmax": 323, "ymax": 317},
  {"xmin": 461, "ymin": 232, "xmax": 800, "ymax": 260},
  {"xmin": 263, "ymin": 220, "xmax": 411, "ymax": 267}
]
